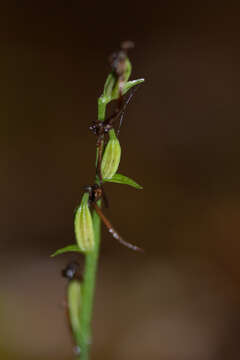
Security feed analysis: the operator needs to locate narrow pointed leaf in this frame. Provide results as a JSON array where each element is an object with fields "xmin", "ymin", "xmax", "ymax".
[
  {"xmin": 51, "ymin": 244, "xmax": 83, "ymax": 257},
  {"xmin": 104, "ymin": 173, "xmax": 143, "ymax": 189},
  {"xmin": 124, "ymin": 57, "xmax": 132, "ymax": 83},
  {"xmin": 122, "ymin": 78, "xmax": 145, "ymax": 95}
]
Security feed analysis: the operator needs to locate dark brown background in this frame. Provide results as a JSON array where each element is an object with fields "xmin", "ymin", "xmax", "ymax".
[{"xmin": 3, "ymin": 2, "xmax": 240, "ymax": 359}]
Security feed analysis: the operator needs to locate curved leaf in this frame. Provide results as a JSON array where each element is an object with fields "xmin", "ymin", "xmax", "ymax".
[
  {"xmin": 104, "ymin": 173, "xmax": 143, "ymax": 189},
  {"xmin": 122, "ymin": 78, "xmax": 145, "ymax": 95},
  {"xmin": 51, "ymin": 244, "xmax": 83, "ymax": 257}
]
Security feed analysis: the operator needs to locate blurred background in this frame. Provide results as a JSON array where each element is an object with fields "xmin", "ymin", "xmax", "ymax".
[{"xmin": 3, "ymin": 2, "xmax": 240, "ymax": 359}]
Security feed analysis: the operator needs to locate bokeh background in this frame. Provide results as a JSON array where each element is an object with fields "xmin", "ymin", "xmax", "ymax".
[{"xmin": 3, "ymin": 2, "xmax": 240, "ymax": 359}]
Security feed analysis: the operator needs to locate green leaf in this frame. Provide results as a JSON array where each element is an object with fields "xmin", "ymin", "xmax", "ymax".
[
  {"xmin": 124, "ymin": 57, "xmax": 132, "ymax": 83},
  {"xmin": 51, "ymin": 244, "xmax": 83, "ymax": 257},
  {"xmin": 122, "ymin": 78, "xmax": 145, "ymax": 95},
  {"xmin": 104, "ymin": 173, "xmax": 143, "ymax": 189}
]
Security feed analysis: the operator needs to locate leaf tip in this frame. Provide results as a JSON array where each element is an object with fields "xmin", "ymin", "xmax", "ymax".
[{"xmin": 50, "ymin": 252, "xmax": 57, "ymax": 258}]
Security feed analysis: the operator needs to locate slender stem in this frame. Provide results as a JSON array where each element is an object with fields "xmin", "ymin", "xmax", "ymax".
[
  {"xmin": 77, "ymin": 202, "xmax": 101, "ymax": 359},
  {"xmin": 76, "ymin": 99, "xmax": 107, "ymax": 359},
  {"xmin": 98, "ymin": 96, "xmax": 107, "ymax": 121},
  {"xmin": 59, "ymin": 50, "xmax": 143, "ymax": 360}
]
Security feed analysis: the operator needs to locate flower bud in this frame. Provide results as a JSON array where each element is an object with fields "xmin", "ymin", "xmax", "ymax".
[
  {"xmin": 74, "ymin": 193, "xmax": 95, "ymax": 252},
  {"xmin": 101, "ymin": 129, "xmax": 121, "ymax": 179},
  {"xmin": 102, "ymin": 56, "xmax": 132, "ymax": 103},
  {"xmin": 68, "ymin": 280, "xmax": 81, "ymax": 336},
  {"xmin": 111, "ymin": 57, "xmax": 132, "ymax": 99}
]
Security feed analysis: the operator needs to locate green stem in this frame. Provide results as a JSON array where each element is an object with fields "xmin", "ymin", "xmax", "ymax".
[
  {"xmin": 77, "ymin": 203, "xmax": 101, "ymax": 359},
  {"xmin": 76, "ymin": 98, "xmax": 107, "ymax": 359},
  {"xmin": 58, "ymin": 51, "xmax": 143, "ymax": 360},
  {"xmin": 98, "ymin": 96, "xmax": 107, "ymax": 121}
]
